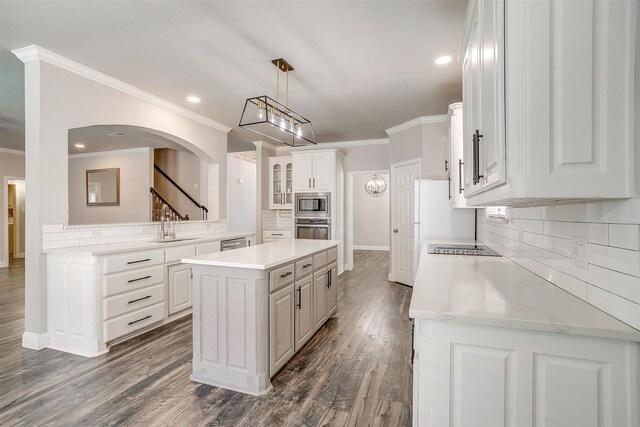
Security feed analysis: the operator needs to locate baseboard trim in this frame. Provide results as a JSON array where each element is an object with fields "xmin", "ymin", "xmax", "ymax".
[
  {"xmin": 22, "ymin": 332, "xmax": 49, "ymax": 350},
  {"xmin": 353, "ymin": 245, "xmax": 390, "ymax": 251}
]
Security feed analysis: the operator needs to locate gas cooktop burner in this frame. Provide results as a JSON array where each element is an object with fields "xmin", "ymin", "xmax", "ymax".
[{"xmin": 427, "ymin": 244, "xmax": 501, "ymax": 257}]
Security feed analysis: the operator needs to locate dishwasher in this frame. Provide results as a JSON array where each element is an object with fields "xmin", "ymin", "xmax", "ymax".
[{"xmin": 220, "ymin": 237, "xmax": 247, "ymax": 251}]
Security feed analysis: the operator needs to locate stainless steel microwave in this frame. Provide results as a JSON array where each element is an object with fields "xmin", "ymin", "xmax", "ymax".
[{"xmin": 295, "ymin": 192, "xmax": 330, "ymax": 218}]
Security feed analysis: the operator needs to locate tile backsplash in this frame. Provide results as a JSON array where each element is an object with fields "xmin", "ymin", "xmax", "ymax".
[
  {"xmin": 42, "ymin": 220, "xmax": 227, "ymax": 250},
  {"xmin": 477, "ymin": 199, "xmax": 640, "ymax": 330},
  {"xmin": 261, "ymin": 210, "xmax": 293, "ymax": 230}
]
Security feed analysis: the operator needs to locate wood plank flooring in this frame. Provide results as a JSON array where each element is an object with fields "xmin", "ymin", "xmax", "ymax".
[{"xmin": 0, "ymin": 251, "xmax": 413, "ymax": 426}]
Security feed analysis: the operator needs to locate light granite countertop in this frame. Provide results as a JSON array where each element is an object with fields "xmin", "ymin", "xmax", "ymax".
[
  {"xmin": 183, "ymin": 239, "xmax": 339, "ymax": 270},
  {"xmin": 409, "ymin": 240, "xmax": 640, "ymax": 342}
]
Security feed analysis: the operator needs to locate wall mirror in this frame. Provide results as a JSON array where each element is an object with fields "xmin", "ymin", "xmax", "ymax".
[{"xmin": 86, "ymin": 168, "xmax": 120, "ymax": 206}]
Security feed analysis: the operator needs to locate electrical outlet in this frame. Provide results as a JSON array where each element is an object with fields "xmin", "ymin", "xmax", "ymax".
[
  {"xmin": 91, "ymin": 230, "xmax": 102, "ymax": 238},
  {"xmin": 571, "ymin": 236, "xmax": 587, "ymax": 269}
]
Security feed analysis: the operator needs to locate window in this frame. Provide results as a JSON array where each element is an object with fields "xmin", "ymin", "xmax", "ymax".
[{"xmin": 486, "ymin": 206, "xmax": 507, "ymax": 219}]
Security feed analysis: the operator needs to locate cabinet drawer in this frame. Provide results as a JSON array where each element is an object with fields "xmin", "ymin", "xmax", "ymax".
[
  {"xmin": 104, "ymin": 302, "xmax": 165, "ymax": 342},
  {"xmin": 313, "ymin": 251, "xmax": 327, "ymax": 269},
  {"xmin": 295, "ymin": 257, "xmax": 314, "ymax": 278},
  {"xmin": 103, "ymin": 283, "xmax": 164, "ymax": 320},
  {"xmin": 269, "ymin": 263, "xmax": 295, "ymax": 292},
  {"xmin": 327, "ymin": 247, "xmax": 338, "ymax": 263},
  {"xmin": 263, "ymin": 229, "xmax": 292, "ymax": 239},
  {"xmin": 104, "ymin": 250, "xmax": 164, "ymax": 274},
  {"xmin": 104, "ymin": 265, "xmax": 164, "ymax": 297},
  {"xmin": 165, "ymin": 245, "xmax": 196, "ymax": 264},
  {"xmin": 196, "ymin": 241, "xmax": 220, "ymax": 255}
]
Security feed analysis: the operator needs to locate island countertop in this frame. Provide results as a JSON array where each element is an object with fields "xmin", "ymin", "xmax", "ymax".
[
  {"xmin": 410, "ymin": 240, "xmax": 640, "ymax": 342},
  {"xmin": 183, "ymin": 239, "xmax": 339, "ymax": 270}
]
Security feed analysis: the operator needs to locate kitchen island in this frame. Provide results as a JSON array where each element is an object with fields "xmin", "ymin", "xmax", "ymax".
[
  {"xmin": 183, "ymin": 239, "xmax": 339, "ymax": 395},
  {"xmin": 410, "ymin": 240, "xmax": 640, "ymax": 427}
]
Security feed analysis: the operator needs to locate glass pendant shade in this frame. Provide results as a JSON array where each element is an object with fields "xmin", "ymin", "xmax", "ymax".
[
  {"xmin": 239, "ymin": 95, "xmax": 316, "ymax": 147},
  {"xmin": 364, "ymin": 174, "xmax": 387, "ymax": 197}
]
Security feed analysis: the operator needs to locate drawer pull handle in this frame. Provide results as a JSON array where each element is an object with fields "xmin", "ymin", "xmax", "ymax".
[
  {"xmin": 303, "ymin": 263, "xmax": 312, "ymax": 268},
  {"xmin": 280, "ymin": 271, "xmax": 293, "ymax": 278},
  {"xmin": 128, "ymin": 315, "xmax": 152, "ymax": 326},
  {"xmin": 272, "ymin": 233, "xmax": 283, "ymax": 236},
  {"xmin": 128, "ymin": 295, "xmax": 152, "ymax": 304},
  {"xmin": 128, "ymin": 275, "xmax": 152, "ymax": 283},
  {"xmin": 127, "ymin": 258, "xmax": 151, "ymax": 265}
]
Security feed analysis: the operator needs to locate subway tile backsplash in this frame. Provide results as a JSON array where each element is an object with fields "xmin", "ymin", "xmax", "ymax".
[
  {"xmin": 42, "ymin": 220, "xmax": 227, "ymax": 250},
  {"xmin": 477, "ymin": 199, "xmax": 640, "ymax": 330}
]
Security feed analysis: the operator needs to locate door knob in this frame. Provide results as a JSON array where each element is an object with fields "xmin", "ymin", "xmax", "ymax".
[{"xmin": 393, "ymin": 229, "xmax": 399, "ymax": 233}]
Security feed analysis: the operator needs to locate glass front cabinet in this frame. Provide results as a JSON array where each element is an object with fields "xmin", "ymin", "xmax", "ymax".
[{"xmin": 269, "ymin": 156, "xmax": 293, "ymax": 209}]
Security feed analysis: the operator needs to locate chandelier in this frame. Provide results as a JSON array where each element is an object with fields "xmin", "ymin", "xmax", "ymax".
[
  {"xmin": 239, "ymin": 58, "xmax": 316, "ymax": 147},
  {"xmin": 365, "ymin": 174, "xmax": 387, "ymax": 197}
]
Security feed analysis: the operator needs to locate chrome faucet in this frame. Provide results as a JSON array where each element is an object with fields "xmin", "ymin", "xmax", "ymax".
[{"xmin": 160, "ymin": 204, "xmax": 175, "ymax": 240}]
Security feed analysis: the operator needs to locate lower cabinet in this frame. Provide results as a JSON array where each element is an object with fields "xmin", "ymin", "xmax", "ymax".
[
  {"xmin": 327, "ymin": 262, "xmax": 338, "ymax": 317},
  {"xmin": 294, "ymin": 275, "xmax": 314, "ymax": 352},
  {"xmin": 167, "ymin": 263, "xmax": 192, "ymax": 316},
  {"xmin": 269, "ymin": 284, "xmax": 295, "ymax": 375},
  {"xmin": 313, "ymin": 267, "xmax": 328, "ymax": 332}
]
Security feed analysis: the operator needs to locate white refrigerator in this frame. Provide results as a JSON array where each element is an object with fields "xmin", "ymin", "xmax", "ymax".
[{"xmin": 413, "ymin": 180, "xmax": 476, "ymax": 282}]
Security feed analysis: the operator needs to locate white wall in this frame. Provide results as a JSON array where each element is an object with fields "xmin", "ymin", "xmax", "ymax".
[
  {"xmin": 227, "ymin": 153, "xmax": 256, "ymax": 232},
  {"xmin": 68, "ymin": 148, "xmax": 151, "ymax": 224},
  {"xmin": 388, "ymin": 119, "xmax": 448, "ymax": 179},
  {"xmin": 0, "ymin": 150, "xmax": 26, "ymax": 266},
  {"xmin": 353, "ymin": 173, "xmax": 390, "ymax": 249}
]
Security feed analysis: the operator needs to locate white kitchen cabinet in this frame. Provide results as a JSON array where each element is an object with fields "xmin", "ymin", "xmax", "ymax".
[
  {"xmin": 327, "ymin": 261, "xmax": 337, "ymax": 317},
  {"xmin": 167, "ymin": 263, "xmax": 192, "ymax": 315},
  {"xmin": 312, "ymin": 267, "xmax": 328, "ymax": 332},
  {"xmin": 268, "ymin": 156, "xmax": 293, "ymax": 209},
  {"xmin": 294, "ymin": 274, "xmax": 313, "ymax": 352},
  {"xmin": 269, "ymin": 283, "xmax": 295, "ymax": 376},
  {"xmin": 196, "ymin": 241, "xmax": 220, "ymax": 256},
  {"xmin": 447, "ymin": 103, "xmax": 469, "ymax": 208},
  {"xmin": 292, "ymin": 152, "xmax": 334, "ymax": 192},
  {"xmin": 460, "ymin": 0, "xmax": 637, "ymax": 205}
]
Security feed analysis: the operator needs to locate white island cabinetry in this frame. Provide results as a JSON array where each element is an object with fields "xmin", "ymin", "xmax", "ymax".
[
  {"xmin": 410, "ymin": 242, "xmax": 640, "ymax": 427},
  {"xmin": 185, "ymin": 239, "xmax": 339, "ymax": 396}
]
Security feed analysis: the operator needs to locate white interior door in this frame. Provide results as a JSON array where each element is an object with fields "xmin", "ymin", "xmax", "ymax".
[{"xmin": 390, "ymin": 159, "xmax": 421, "ymax": 285}]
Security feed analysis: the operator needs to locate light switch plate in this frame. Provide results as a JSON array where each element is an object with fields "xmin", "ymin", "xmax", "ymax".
[{"xmin": 571, "ymin": 236, "xmax": 588, "ymax": 269}]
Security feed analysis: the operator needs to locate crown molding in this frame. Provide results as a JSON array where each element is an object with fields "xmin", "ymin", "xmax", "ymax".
[
  {"xmin": 252, "ymin": 141, "xmax": 278, "ymax": 151},
  {"xmin": 0, "ymin": 148, "xmax": 25, "ymax": 155},
  {"xmin": 385, "ymin": 115, "xmax": 448, "ymax": 136},
  {"xmin": 68, "ymin": 147, "xmax": 150, "ymax": 159},
  {"xmin": 276, "ymin": 138, "xmax": 389, "ymax": 153},
  {"xmin": 11, "ymin": 45, "xmax": 232, "ymax": 134}
]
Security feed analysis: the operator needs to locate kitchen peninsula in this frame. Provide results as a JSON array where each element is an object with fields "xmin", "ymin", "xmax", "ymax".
[{"xmin": 183, "ymin": 239, "xmax": 339, "ymax": 395}]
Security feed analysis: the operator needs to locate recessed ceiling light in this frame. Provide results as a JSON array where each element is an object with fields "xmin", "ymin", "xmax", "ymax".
[
  {"xmin": 187, "ymin": 95, "xmax": 201, "ymax": 103},
  {"xmin": 435, "ymin": 55, "xmax": 453, "ymax": 65},
  {"xmin": 74, "ymin": 143, "xmax": 85, "ymax": 148},
  {"xmin": 106, "ymin": 132, "xmax": 127, "ymax": 137}
]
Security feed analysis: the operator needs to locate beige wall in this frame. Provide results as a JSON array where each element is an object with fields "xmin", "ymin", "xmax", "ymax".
[
  {"xmin": 154, "ymin": 148, "xmax": 204, "ymax": 220},
  {"xmin": 0, "ymin": 151, "xmax": 26, "ymax": 266},
  {"xmin": 388, "ymin": 120, "xmax": 448, "ymax": 179},
  {"xmin": 227, "ymin": 153, "xmax": 256, "ymax": 232},
  {"xmin": 68, "ymin": 149, "xmax": 151, "ymax": 225},
  {"xmin": 353, "ymin": 173, "xmax": 390, "ymax": 248}
]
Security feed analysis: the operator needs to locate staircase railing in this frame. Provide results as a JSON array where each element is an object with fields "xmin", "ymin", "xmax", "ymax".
[
  {"xmin": 150, "ymin": 188, "xmax": 188, "ymax": 221},
  {"xmin": 153, "ymin": 164, "xmax": 208, "ymax": 220}
]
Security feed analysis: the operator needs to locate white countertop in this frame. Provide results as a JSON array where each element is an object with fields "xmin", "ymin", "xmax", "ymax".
[
  {"xmin": 410, "ymin": 240, "xmax": 640, "ymax": 342},
  {"xmin": 183, "ymin": 239, "xmax": 339, "ymax": 270},
  {"xmin": 44, "ymin": 231, "xmax": 256, "ymax": 256}
]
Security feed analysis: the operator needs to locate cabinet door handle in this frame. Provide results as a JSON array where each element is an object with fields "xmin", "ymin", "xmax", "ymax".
[
  {"xmin": 128, "ymin": 295, "xmax": 152, "ymax": 304},
  {"xmin": 445, "ymin": 159, "xmax": 448, "ymax": 172},
  {"xmin": 393, "ymin": 229, "xmax": 398, "ymax": 233},
  {"xmin": 313, "ymin": 178, "xmax": 316, "ymax": 188},
  {"xmin": 128, "ymin": 314, "xmax": 152, "ymax": 326},
  {"xmin": 458, "ymin": 159, "xmax": 464, "ymax": 194},
  {"xmin": 328, "ymin": 269, "xmax": 332, "ymax": 287},
  {"xmin": 473, "ymin": 129, "xmax": 484, "ymax": 185},
  {"xmin": 297, "ymin": 287, "xmax": 302, "ymax": 309},
  {"xmin": 326, "ymin": 271, "xmax": 330, "ymax": 288},
  {"xmin": 448, "ymin": 176, "xmax": 452, "ymax": 200},
  {"xmin": 128, "ymin": 275, "xmax": 152, "ymax": 283},
  {"xmin": 126, "ymin": 258, "xmax": 151, "ymax": 265},
  {"xmin": 280, "ymin": 271, "xmax": 292, "ymax": 278},
  {"xmin": 308, "ymin": 178, "xmax": 311, "ymax": 188}
]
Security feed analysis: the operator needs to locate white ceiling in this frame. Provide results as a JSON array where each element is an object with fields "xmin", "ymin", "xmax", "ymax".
[{"xmin": 0, "ymin": 0, "xmax": 468, "ymax": 151}]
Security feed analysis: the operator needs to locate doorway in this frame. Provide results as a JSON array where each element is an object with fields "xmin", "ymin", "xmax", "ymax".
[
  {"xmin": 4, "ymin": 178, "xmax": 25, "ymax": 266},
  {"xmin": 346, "ymin": 170, "xmax": 390, "ymax": 271},
  {"xmin": 389, "ymin": 159, "xmax": 421, "ymax": 285}
]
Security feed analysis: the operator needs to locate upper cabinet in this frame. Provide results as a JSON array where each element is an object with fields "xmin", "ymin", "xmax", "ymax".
[
  {"xmin": 447, "ymin": 103, "xmax": 469, "ymax": 208},
  {"xmin": 460, "ymin": 0, "xmax": 637, "ymax": 206},
  {"xmin": 292, "ymin": 152, "xmax": 334, "ymax": 192},
  {"xmin": 269, "ymin": 156, "xmax": 293, "ymax": 209}
]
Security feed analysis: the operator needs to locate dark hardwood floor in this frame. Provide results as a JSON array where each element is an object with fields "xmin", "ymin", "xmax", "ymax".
[{"xmin": 0, "ymin": 251, "xmax": 413, "ymax": 426}]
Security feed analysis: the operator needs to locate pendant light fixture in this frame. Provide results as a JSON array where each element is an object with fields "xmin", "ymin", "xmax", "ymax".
[
  {"xmin": 239, "ymin": 58, "xmax": 316, "ymax": 147},
  {"xmin": 364, "ymin": 174, "xmax": 387, "ymax": 197}
]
